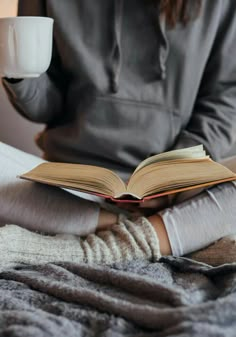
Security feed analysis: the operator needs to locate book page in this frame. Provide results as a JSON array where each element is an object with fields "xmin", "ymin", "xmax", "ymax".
[
  {"xmin": 133, "ymin": 145, "xmax": 206, "ymax": 173},
  {"xmin": 21, "ymin": 162, "xmax": 127, "ymax": 198},
  {"xmin": 128, "ymin": 158, "xmax": 236, "ymax": 198}
]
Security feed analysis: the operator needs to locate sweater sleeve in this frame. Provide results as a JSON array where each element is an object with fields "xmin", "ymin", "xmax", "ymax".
[
  {"xmin": 173, "ymin": 0, "xmax": 236, "ymax": 160},
  {"xmin": 160, "ymin": 181, "xmax": 236, "ymax": 256},
  {"xmin": 1, "ymin": 0, "xmax": 67, "ymax": 124}
]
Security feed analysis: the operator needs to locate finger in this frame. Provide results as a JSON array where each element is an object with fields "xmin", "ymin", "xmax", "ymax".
[{"xmin": 139, "ymin": 196, "xmax": 169, "ymax": 209}]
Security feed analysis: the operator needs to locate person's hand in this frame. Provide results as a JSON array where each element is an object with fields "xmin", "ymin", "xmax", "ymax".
[
  {"xmin": 115, "ymin": 187, "xmax": 206, "ymax": 219},
  {"xmin": 114, "ymin": 195, "xmax": 174, "ymax": 220},
  {"xmin": 137, "ymin": 187, "xmax": 206, "ymax": 212},
  {"xmin": 138, "ymin": 194, "xmax": 175, "ymax": 211}
]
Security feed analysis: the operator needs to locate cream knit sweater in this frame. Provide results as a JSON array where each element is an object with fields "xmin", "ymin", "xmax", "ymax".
[{"xmin": 0, "ymin": 217, "xmax": 161, "ymax": 265}]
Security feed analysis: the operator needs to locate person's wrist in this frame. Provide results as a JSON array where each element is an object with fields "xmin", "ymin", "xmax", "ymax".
[
  {"xmin": 148, "ymin": 214, "xmax": 172, "ymax": 255},
  {"xmin": 97, "ymin": 209, "xmax": 118, "ymax": 231}
]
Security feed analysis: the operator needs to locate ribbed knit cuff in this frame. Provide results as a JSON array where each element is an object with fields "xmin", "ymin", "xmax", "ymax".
[{"xmin": 125, "ymin": 217, "xmax": 161, "ymax": 262}]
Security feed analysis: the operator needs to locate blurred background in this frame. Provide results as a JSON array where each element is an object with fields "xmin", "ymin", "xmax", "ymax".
[{"xmin": 0, "ymin": 0, "xmax": 42, "ymax": 156}]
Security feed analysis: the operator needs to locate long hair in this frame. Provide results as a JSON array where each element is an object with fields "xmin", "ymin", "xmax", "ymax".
[{"xmin": 158, "ymin": 0, "xmax": 202, "ymax": 28}]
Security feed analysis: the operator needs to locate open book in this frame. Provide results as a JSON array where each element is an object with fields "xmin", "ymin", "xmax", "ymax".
[{"xmin": 20, "ymin": 145, "xmax": 236, "ymax": 203}]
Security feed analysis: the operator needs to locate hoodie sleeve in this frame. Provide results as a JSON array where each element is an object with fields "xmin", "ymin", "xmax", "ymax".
[
  {"xmin": 1, "ymin": 0, "xmax": 66, "ymax": 124},
  {"xmin": 173, "ymin": 1, "xmax": 236, "ymax": 160}
]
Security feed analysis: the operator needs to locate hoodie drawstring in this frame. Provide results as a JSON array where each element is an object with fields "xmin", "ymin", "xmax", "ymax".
[
  {"xmin": 109, "ymin": 0, "xmax": 123, "ymax": 93},
  {"xmin": 149, "ymin": 2, "xmax": 170, "ymax": 81},
  {"xmin": 108, "ymin": 0, "xmax": 169, "ymax": 93},
  {"xmin": 157, "ymin": 12, "xmax": 169, "ymax": 80}
]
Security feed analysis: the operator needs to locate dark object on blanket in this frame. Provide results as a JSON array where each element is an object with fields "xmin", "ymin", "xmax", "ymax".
[{"xmin": 0, "ymin": 257, "xmax": 236, "ymax": 336}]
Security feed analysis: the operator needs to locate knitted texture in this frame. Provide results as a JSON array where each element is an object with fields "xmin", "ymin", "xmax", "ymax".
[
  {"xmin": 188, "ymin": 234, "xmax": 236, "ymax": 266},
  {"xmin": 0, "ymin": 217, "xmax": 161, "ymax": 265}
]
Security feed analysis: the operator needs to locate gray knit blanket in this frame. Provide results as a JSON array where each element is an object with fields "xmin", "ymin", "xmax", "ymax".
[{"xmin": 0, "ymin": 257, "xmax": 236, "ymax": 336}]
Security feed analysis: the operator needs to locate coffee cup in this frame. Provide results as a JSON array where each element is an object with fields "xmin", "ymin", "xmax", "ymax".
[{"xmin": 0, "ymin": 16, "xmax": 54, "ymax": 78}]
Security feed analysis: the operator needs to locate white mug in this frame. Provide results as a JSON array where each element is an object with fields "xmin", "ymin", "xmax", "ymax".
[{"xmin": 0, "ymin": 16, "xmax": 54, "ymax": 78}]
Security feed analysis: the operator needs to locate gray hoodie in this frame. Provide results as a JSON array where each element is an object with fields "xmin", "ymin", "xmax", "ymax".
[{"xmin": 2, "ymin": 0, "xmax": 236, "ymax": 179}]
